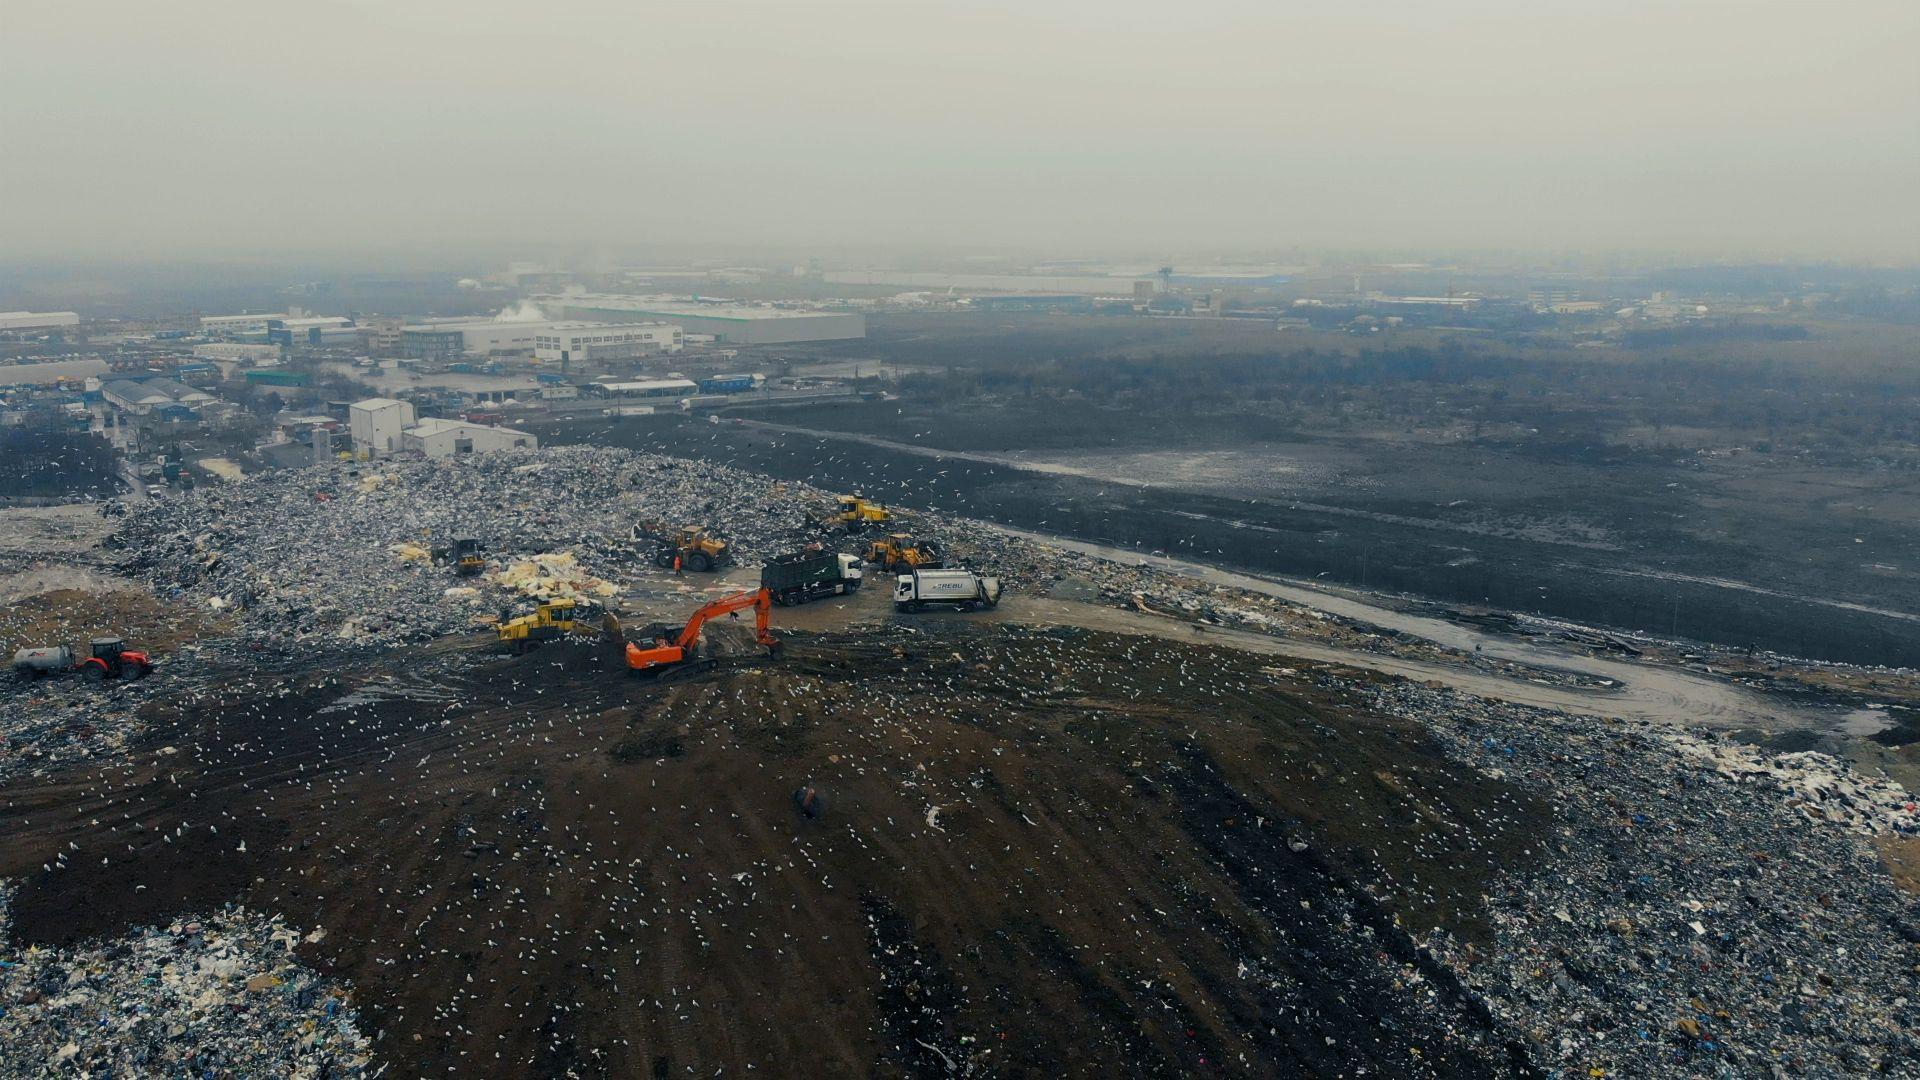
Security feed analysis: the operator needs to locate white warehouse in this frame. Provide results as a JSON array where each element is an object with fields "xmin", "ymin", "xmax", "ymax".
[
  {"xmin": 0, "ymin": 311, "xmax": 80, "ymax": 333},
  {"xmin": 534, "ymin": 294, "xmax": 863, "ymax": 344},
  {"xmin": 201, "ymin": 313, "xmax": 287, "ymax": 337},
  {"xmin": 533, "ymin": 322, "xmax": 683, "ymax": 366},
  {"xmin": 349, "ymin": 397, "xmax": 417, "ymax": 456},
  {"xmin": 402, "ymin": 418, "xmax": 538, "ymax": 458}
]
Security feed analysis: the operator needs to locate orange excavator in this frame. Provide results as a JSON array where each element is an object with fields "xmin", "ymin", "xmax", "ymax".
[{"xmin": 625, "ymin": 587, "xmax": 780, "ymax": 675}]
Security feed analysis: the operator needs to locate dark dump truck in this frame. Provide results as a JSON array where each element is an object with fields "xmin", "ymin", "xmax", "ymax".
[{"xmin": 761, "ymin": 551, "xmax": 864, "ymax": 606}]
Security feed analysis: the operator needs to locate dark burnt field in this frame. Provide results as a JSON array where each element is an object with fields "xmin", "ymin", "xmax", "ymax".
[
  {"xmin": 0, "ymin": 628, "xmax": 1545, "ymax": 1077},
  {"xmin": 529, "ymin": 410, "xmax": 1920, "ymax": 667}
]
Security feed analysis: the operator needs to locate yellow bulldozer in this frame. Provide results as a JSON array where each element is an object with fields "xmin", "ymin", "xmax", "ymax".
[
  {"xmin": 496, "ymin": 598, "xmax": 578, "ymax": 654},
  {"xmin": 865, "ymin": 533, "xmax": 944, "ymax": 574},
  {"xmin": 833, "ymin": 494, "xmax": 892, "ymax": 532}
]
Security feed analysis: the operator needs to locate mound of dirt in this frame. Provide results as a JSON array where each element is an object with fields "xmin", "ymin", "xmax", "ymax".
[
  {"xmin": 0, "ymin": 587, "xmax": 222, "ymax": 658},
  {"xmin": 0, "ymin": 627, "xmax": 1543, "ymax": 1076}
]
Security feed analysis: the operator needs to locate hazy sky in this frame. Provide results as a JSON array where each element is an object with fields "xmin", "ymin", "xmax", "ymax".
[{"xmin": 4, "ymin": 0, "xmax": 1916, "ymax": 262}]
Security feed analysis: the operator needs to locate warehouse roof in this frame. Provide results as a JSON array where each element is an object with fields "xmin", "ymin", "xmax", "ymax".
[
  {"xmin": 597, "ymin": 379, "xmax": 697, "ymax": 393},
  {"xmin": 0, "ymin": 357, "xmax": 110, "ymax": 385},
  {"xmin": 537, "ymin": 294, "xmax": 840, "ymax": 322},
  {"xmin": 405, "ymin": 418, "xmax": 533, "ymax": 438}
]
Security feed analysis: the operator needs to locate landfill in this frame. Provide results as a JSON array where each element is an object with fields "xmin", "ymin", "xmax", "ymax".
[
  {"xmin": 0, "ymin": 883, "xmax": 372, "ymax": 1076},
  {"xmin": 1, "ymin": 446, "xmax": 1918, "ymax": 1074},
  {"xmin": 1373, "ymin": 680, "xmax": 1920, "ymax": 1077}
]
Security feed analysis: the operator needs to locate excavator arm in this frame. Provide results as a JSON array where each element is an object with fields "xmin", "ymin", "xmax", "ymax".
[
  {"xmin": 628, "ymin": 588, "xmax": 778, "ymax": 673},
  {"xmin": 677, "ymin": 587, "xmax": 776, "ymax": 649}
]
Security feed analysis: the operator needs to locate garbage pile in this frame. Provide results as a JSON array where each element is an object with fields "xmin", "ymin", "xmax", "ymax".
[
  {"xmin": 1369, "ymin": 681, "xmax": 1920, "ymax": 1077},
  {"xmin": 0, "ymin": 659, "xmax": 182, "ymax": 787},
  {"xmin": 486, "ymin": 551, "xmax": 620, "ymax": 603},
  {"xmin": 0, "ymin": 884, "xmax": 373, "ymax": 1076},
  {"xmin": 106, "ymin": 448, "xmax": 832, "ymax": 652}
]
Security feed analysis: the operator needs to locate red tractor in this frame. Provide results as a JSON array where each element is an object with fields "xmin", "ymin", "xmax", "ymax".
[
  {"xmin": 10, "ymin": 637, "xmax": 151, "ymax": 682},
  {"xmin": 78, "ymin": 637, "xmax": 151, "ymax": 681}
]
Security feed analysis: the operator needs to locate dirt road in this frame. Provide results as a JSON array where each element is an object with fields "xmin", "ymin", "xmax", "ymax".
[{"xmin": 690, "ymin": 541, "xmax": 1834, "ymax": 736}]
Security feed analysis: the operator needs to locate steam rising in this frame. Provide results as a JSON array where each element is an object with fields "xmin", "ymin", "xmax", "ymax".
[{"xmin": 493, "ymin": 301, "xmax": 546, "ymax": 324}]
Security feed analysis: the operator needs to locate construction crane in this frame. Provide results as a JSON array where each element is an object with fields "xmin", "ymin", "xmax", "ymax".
[{"xmin": 626, "ymin": 587, "xmax": 779, "ymax": 675}]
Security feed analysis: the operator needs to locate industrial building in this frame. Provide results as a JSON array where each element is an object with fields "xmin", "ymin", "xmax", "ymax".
[
  {"xmin": 0, "ymin": 311, "xmax": 81, "ymax": 333},
  {"xmin": 349, "ymin": 398, "xmax": 417, "ymax": 456},
  {"xmin": 361, "ymin": 317, "xmax": 405, "ymax": 357},
  {"xmin": 402, "ymin": 418, "xmax": 537, "ymax": 458},
  {"xmin": 102, "ymin": 378, "xmax": 216, "ymax": 416},
  {"xmin": 534, "ymin": 294, "xmax": 863, "ymax": 344},
  {"xmin": 0, "ymin": 358, "xmax": 110, "ymax": 386},
  {"xmin": 400, "ymin": 327, "xmax": 467, "ymax": 362},
  {"xmin": 200, "ymin": 313, "xmax": 287, "ymax": 337},
  {"xmin": 397, "ymin": 320, "xmax": 555, "ymax": 359},
  {"xmin": 269, "ymin": 316, "xmax": 355, "ymax": 346},
  {"xmin": 532, "ymin": 321, "xmax": 682, "ymax": 366},
  {"xmin": 194, "ymin": 342, "xmax": 281, "ymax": 363},
  {"xmin": 592, "ymin": 378, "xmax": 697, "ymax": 401}
]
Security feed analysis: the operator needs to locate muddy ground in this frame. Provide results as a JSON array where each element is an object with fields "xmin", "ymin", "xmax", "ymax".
[
  {"xmin": 0, "ymin": 627, "xmax": 1545, "ymax": 1077},
  {"xmin": 526, "ymin": 411, "xmax": 1920, "ymax": 667}
]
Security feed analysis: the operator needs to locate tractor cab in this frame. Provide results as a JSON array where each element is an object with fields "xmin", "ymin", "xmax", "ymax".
[{"xmin": 81, "ymin": 637, "xmax": 151, "ymax": 681}]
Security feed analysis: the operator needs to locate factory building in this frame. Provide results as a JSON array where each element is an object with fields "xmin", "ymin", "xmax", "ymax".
[
  {"xmin": 102, "ymin": 378, "xmax": 215, "ymax": 416},
  {"xmin": 0, "ymin": 358, "xmax": 111, "ymax": 386},
  {"xmin": 349, "ymin": 397, "xmax": 417, "ymax": 456},
  {"xmin": 194, "ymin": 342, "xmax": 281, "ymax": 364},
  {"xmin": 269, "ymin": 316, "xmax": 355, "ymax": 346},
  {"xmin": 400, "ymin": 328, "xmax": 468, "ymax": 362},
  {"xmin": 402, "ymin": 418, "xmax": 537, "ymax": 458},
  {"xmin": 200, "ymin": 313, "xmax": 288, "ymax": 337},
  {"xmin": 533, "ymin": 321, "xmax": 682, "ymax": 366},
  {"xmin": 361, "ymin": 316, "xmax": 405, "ymax": 357},
  {"xmin": 592, "ymin": 378, "xmax": 698, "ymax": 400},
  {"xmin": 398, "ymin": 320, "xmax": 555, "ymax": 359},
  {"xmin": 0, "ymin": 311, "xmax": 81, "ymax": 333},
  {"xmin": 534, "ymin": 294, "xmax": 863, "ymax": 344}
]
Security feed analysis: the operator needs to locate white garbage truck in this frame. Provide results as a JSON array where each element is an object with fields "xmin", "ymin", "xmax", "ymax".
[{"xmin": 893, "ymin": 567, "xmax": 1002, "ymax": 613}]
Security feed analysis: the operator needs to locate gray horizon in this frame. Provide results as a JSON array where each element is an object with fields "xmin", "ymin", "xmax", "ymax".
[{"xmin": 4, "ymin": 0, "xmax": 1917, "ymax": 263}]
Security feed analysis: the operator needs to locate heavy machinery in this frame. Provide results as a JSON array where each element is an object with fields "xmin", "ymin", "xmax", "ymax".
[
  {"xmin": 762, "ymin": 550, "xmax": 863, "ymax": 606},
  {"xmin": 626, "ymin": 587, "xmax": 780, "ymax": 675},
  {"xmin": 893, "ymin": 568, "xmax": 1002, "ymax": 613},
  {"xmin": 451, "ymin": 537, "xmax": 486, "ymax": 577},
  {"xmin": 11, "ymin": 637, "xmax": 152, "ymax": 682},
  {"xmin": 833, "ymin": 494, "xmax": 892, "ymax": 532},
  {"xmin": 638, "ymin": 522, "xmax": 733, "ymax": 572},
  {"xmin": 865, "ymin": 533, "xmax": 944, "ymax": 574},
  {"xmin": 496, "ymin": 598, "xmax": 578, "ymax": 654}
]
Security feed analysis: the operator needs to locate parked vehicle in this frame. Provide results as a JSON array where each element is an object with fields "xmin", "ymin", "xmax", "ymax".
[
  {"xmin": 11, "ymin": 637, "xmax": 153, "ymax": 682},
  {"xmin": 893, "ymin": 568, "xmax": 1002, "ymax": 613},
  {"xmin": 762, "ymin": 551, "xmax": 863, "ymax": 606}
]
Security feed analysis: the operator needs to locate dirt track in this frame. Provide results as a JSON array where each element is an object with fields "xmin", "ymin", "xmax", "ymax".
[
  {"xmin": 0, "ymin": 626, "xmax": 1544, "ymax": 1077},
  {"xmin": 686, "ymin": 558, "xmax": 1832, "ymax": 736}
]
